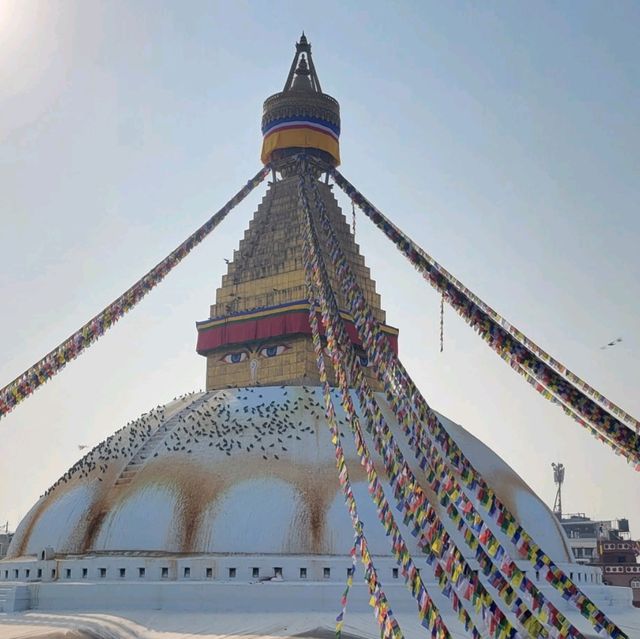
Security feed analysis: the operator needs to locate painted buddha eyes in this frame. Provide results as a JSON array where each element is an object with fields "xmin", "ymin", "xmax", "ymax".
[
  {"xmin": 260, "ymin": 345, "xmax": 288, "ymax": 358},
  {"xmin": 220, "ymin": 344, "xmax": 289, "ymax": 364},
  {"xmin": 221, "ymin": 352, "xmax": 248, "ymax": 364},
  {"xmin": 322, "ymin": 346, "xmax": 371, "ymax": 367}
]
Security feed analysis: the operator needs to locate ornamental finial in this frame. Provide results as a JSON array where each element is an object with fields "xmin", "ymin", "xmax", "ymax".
[
  {"xmin": 261, "ymin": 36, "xmax": 341, "ymax": 168},
  {"xmin": 291, "ymin": 55, "xmax": 312, "ymax": 91}
]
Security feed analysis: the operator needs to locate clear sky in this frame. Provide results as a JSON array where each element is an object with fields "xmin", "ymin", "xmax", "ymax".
[{"xmin": 1, "ymin": 1, "xmax": 639, "ymax": 540}]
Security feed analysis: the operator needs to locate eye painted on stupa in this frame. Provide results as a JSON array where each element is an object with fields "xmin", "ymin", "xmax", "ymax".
[
  {"xmin": 358, "ymin": 353, "xmax": 370, "ymax": 367},
  {"xmin": 259, "ymin": 344, "xmax": 289, "ymax": 358},
  {"xmin": 220, "ymin": 351, "xmax": 249, "ymax": 364}
]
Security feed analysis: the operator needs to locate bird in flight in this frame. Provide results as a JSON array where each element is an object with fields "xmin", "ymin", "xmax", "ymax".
[{"xmin": 600, "ymin": 337, "xmax": 622, "ymax": 350}]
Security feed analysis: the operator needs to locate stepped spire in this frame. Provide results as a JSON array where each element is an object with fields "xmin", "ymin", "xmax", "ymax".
[
  {"xmin": 261, "ymin": 35, "xmax": 340, "ymax": 168},
  {"xmin": 196, "ymin": 176, "xmax": 398, "ymax": 390}
]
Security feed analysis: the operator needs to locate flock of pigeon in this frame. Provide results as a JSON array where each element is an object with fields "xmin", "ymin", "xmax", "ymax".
[
  {"xmin": 42, "ymin": 392, "xmax": 196, "ymax": 497},
  {"xmin": 42, "ymin": 386, "xmax": 350, "ymax": 499},
  {"xmin": 158, "ymin": 386, "xmax": 345, "ymax": 459}
]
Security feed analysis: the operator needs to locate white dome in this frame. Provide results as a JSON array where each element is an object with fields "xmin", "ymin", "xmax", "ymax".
[{"xmin": 8, "ymin": 386, "xmax": 573, "ymax": 564}]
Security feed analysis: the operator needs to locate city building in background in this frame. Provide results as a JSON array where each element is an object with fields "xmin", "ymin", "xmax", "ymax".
[
  {"xmin": 0, "ymin": 524, "xmax": 13, "ymax": 560},
  {"xmin": 553, "ymin": 464, "xmax": 639, "ymax": 608}
]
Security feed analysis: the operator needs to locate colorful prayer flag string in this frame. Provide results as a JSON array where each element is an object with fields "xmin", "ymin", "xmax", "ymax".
[
  {"xmin": 440, "ymin": 292, "xmax": 444, "ymax": 353},
  {"xmin": 0, "ymin": 168, "xmax": 270, "ymax": 420},
  {"xmin": 330, "ymin": 168, "xmax": 640, "ymax": 468},
  {"xmin": 305, "ymin": 168, "xmax": 571, "ymax": 639},
  {"xmin": 336, "ymin": 539, "xmax": 359, "ymax": 638},
  {"xmin": 310, "ymin": 164, "xmax": 625, "ymax": 637},
  {"xmin": 352, "ymin": 198, "xmax": 356, "ymax": 239},
  {"xmin": 307, "ymin": 302, "xmax": 404, "ymax": 639},
  {"xmin": 300, "ymin": 193, "xmax": 404, "ymax": 639},
  {"xmin": 298, "ymin": 160, "xmax": 450, "ymax": 639}
]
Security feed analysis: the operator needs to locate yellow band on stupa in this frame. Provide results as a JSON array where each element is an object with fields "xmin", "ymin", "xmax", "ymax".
[
  {"xmin": 261, "ymin": 125, "xmax": 340, "ymax": 165},
  {"xmin": 261, "ymin": 36, "xmax": 341, "ymax": 168}
]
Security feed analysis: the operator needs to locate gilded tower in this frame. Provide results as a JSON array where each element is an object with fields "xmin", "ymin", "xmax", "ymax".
[{"xmin": 196, "ymin": 36, "xmax": 398, "ymax": 390}]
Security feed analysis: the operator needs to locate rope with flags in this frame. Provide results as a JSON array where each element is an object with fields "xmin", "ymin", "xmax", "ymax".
[
  {"xmin": 299, "ymin": 161, "xmax": 452, "ymax": 639},
  {"xmin": 305, "ymin": 275, "xmax": 404, "ymax": 639},
  {"xmin": 0, "ymin": 167, "xmax": 270, "ymax": 421},
  {"xmin": 440, "ymin": 292, "xmax": 444, "ymax": 353},
  {"xmin": 302, "ymin": 168, "xmax": 497, "ymax": 638},
  {"xmin": 302, "ymin": 161, "xmax": 577, "ymax": 639},
  {"xmin": 336, "ymin": 539, "xmax": 359, "ymax": 638},
  {"xmin": 311, "ymin": 164, "xmax": 626, "ymax": 639},
  {"xmin": 300, "ymin": 175, "xmax": 404, "ymax": 638},
  {"xmin": 304, "ymin": 166, "xmax": 590, "ymax": 639},
  {"xmin": 305, "ymin": 169, "xmax": 586, "ymax": 639},
  {"xmin": 330, "ymin": 168, "xmax": 640, "ymax": 469}
]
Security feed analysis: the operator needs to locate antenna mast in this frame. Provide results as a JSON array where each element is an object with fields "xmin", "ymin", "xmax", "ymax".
[{"xmin": 552, "ymin": 462, "xmax": 565, "ymax": 517}]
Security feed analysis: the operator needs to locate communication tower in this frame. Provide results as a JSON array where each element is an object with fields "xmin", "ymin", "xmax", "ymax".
[{"xmin": 552, "ymin": 462, "xmax": 565, "ymax": 517}]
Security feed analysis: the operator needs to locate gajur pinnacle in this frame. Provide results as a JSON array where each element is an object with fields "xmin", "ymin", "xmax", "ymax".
[{"xmin": 261, "ymin": 35, "xmax": 340, "ymax": 169}]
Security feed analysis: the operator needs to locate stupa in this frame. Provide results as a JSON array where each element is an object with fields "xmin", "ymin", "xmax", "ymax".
[{"xmin": 0, "ymin": 36, "xmax": 633, "ymax": 639}]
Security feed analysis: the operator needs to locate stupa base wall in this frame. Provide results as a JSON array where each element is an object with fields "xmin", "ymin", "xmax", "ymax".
[
  {"xmin": 28, "ymin": 581, "xmax": 634, "ymax": 611},
  {"xmin": 0, "ymin": 579, "xmax": 634, "ymax": 612},
  {"xmin": 0, "ymin": 579, "xmax": 635, "ymax": 639},
  {"xmin": 0, "ymin": 555, "xmax": 633, "ymax": 631}
]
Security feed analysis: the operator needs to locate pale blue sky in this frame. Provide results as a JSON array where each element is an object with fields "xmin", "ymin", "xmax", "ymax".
[{"xmin": 1, "ymin": 1, "xmax": 639, "ymax": 538}]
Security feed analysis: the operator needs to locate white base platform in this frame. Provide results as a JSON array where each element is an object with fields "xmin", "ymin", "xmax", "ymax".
[{"xmin": 0, "ymin": 580, "xmax": 638, "ymax": 639}]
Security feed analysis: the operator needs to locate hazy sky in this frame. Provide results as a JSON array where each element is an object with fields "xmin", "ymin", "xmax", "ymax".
[{"xmin": 1, "ymin": 1, "xmax": 639, "ymax": 540}]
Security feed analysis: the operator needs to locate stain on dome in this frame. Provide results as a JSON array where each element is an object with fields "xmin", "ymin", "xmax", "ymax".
[{"xmin": 7, "ymin": 386, "xmax": 572, "ymax": 564}]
